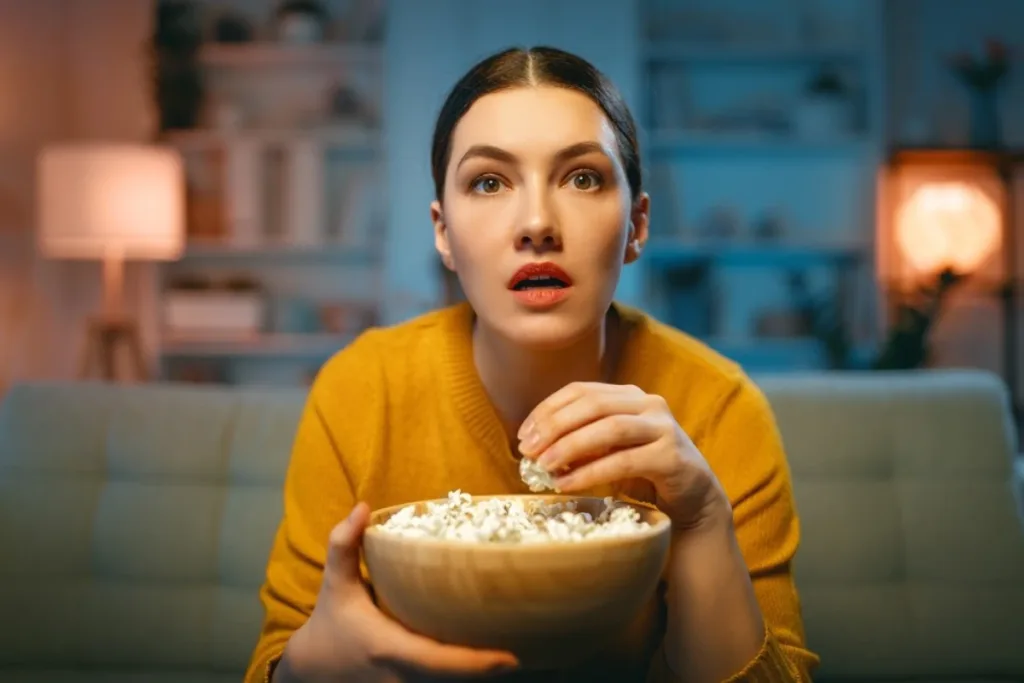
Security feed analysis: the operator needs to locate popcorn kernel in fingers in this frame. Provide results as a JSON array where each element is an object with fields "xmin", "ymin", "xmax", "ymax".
[{"xmin": 519, "ymin": 456, "xmax": 559, "ymax": 492}]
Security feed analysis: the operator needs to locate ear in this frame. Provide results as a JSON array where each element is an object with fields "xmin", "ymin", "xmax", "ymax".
[
  {"xmin": 624, "ymin": 192, "xmax": 650, "ymax": 265},
  {"xmin": 431, "ymin": 200, "xmax": 455, "ymax": 271}
]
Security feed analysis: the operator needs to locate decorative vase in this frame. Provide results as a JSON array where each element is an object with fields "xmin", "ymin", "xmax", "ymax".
[{"xmin": 968, "ymin": 88, "xmax": 1002, "ymax": 149}]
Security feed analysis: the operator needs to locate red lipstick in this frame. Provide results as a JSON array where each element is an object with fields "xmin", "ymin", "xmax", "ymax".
[{"xmin": 508, "ymin": 262, "xmax": 573, "ymax": 308}]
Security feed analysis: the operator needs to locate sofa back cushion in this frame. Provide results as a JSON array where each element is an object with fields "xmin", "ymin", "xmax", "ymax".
[
  {"xmin": 0, "ymin": 382, "xmax": 304, "ymax": 672},
  {"xmin": 756, "ymin": 370, "xmax": 1024, "ymax": 681}
]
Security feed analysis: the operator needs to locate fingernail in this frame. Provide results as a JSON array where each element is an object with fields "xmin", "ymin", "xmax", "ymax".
[
  {"xmin": 517, "ymin": 419, "xmax": 534, "ymax": 440},
  {"xmin": 345, "ymin": 503, "xmax": 363, "ymax": 522},
  {"xmin": 520, "ymin": 430, "xmax": 539, "ymax": 453},
  {"xmin": 536, "ymin": 449, "xmax": 555, "ymax": 470}
]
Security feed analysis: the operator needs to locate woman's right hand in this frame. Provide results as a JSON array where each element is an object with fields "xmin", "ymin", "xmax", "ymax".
[{"xmin": 273, "ymin": 503, "xmax": 520, "ymax": 683}]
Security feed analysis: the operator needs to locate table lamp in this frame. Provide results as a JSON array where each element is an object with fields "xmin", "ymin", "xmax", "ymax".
[{"xmin": 37, "ymin": 143, "xmax": 185, "ymax": 381}]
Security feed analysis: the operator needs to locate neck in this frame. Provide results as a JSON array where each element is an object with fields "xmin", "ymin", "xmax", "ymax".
[{"xmin": 473, "ymin": 308, "xmax": 621, "ymax": 442}]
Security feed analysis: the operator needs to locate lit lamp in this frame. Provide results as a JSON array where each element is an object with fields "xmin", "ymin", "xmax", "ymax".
[
  {"xmin": 37, "ymin": 144, "xmax": 185, "ymax": 381},
  {"xmin": 894, "ymin": 180, "xmax": 1002, "ymax": 277},
  {"xmin": 882, "ymin": 148, "xmax": 1017, "ymax": 413}
]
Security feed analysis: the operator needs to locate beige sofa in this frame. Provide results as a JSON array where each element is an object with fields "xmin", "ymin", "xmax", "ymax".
[{"xmin": 0, "ymin": 370, "xmax": 1022, "ymax": 682}]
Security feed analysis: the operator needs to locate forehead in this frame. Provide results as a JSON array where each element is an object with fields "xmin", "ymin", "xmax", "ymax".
[{"xmin": 449, "ymin": 85, "xmax": 618, "ymax": 158}]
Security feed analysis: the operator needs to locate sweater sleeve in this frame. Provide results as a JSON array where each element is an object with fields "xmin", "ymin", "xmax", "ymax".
[
  {"xmin": 648, "ymin": 375, "xmax": 820, "ymax": 682},
  {"xmin": 242, "ymin": 343, "xmax": 377, "ymax": 683}
]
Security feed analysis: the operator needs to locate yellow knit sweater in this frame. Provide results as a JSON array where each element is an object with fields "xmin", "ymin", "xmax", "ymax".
[{"xmin": 245, "ymin": 302, "xmax": 819, "ymax": 682}]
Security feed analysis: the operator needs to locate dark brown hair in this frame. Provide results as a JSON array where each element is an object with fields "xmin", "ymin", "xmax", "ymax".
[{"xmin": 430, "ymin": 46, "xmax": 642, "ymax": 202}]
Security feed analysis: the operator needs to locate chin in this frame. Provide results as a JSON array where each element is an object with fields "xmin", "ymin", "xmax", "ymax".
[
  {"xmin": 489, "ymin": 301, "xmax": 610, "ymax": 351},
  {"xmin": 504, "ymin": 319, "xmax": 585, "ymax": 350}
]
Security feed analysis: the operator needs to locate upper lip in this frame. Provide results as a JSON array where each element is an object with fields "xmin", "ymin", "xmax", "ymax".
[{"xmin": 508, "ymin": 262, "xmax": 574, "ymax": 290}]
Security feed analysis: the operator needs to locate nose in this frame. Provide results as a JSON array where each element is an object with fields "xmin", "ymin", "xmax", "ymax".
[{"xmin": 513, "ymin": 184, "xmax": 561, "ymax": 252}]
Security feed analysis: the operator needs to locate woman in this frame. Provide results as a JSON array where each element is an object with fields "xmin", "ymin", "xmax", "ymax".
[{"xmin": 245, "ymin": 46, "xmax": 818, "ymax": 683}]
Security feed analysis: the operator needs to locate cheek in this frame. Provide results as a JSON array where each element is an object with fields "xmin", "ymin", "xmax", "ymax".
[
  {"xmin": 561, "ymin": 194, "xmax": 630, "ymax": 262},
  {"xmin": 444, "ymin": 198, "xmax": 515, "ymax": 270}
]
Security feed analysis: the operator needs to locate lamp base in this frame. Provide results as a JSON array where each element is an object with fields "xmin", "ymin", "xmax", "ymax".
[{"xmin": 79, "ymin": 315, "xmax": 148, "ymax": 382}]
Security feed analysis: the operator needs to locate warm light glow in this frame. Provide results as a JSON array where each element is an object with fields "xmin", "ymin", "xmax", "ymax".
[
  {"xmin": 895, "ymin": 181, "xmax": 1001, "ymax": 275},
  {"xmin": 36, "ymin": 144, "xmax": 185, "ymax": 260}
]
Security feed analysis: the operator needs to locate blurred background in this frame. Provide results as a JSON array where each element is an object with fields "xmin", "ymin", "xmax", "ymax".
[
  {"xmin": 1, "ymin": 5, "xmax": 1023, "ymax": 680},
  {"xmin": 0, "ymin": 0, "xmax": 1021, "ymax": 422}
]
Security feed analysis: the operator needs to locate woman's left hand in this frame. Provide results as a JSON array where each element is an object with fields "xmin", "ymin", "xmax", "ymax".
[{"xmin": 518, "ymin": 382, "xmax": 730, "ymax": 531}]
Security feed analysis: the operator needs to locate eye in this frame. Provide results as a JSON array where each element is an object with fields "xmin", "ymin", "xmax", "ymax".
[
  {"xmin": 567, "ymin": 170, "xmax": 602, "ymax": 191},
  {"xmin": 470, "ymin": 175, "xmax": 506, "ymax": 195}
]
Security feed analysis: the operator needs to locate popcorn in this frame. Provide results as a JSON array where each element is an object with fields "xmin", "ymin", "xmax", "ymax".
[
  {"xmin": 519, "ymin": 456, "xmax": 558, "ymax": 492},
  {"xmin": 374, "ymin": 490, "xmax": 652, "ymax": 543}
]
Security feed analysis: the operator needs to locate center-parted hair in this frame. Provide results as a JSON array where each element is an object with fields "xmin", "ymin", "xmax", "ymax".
[{"xmin": 430, "ymin": 46, "xmax": 643, "ymax": 203}]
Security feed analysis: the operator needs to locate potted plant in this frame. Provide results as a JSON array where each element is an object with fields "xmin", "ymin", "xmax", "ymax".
[
  {"xmin": 948, "ymin": 39, "xmax": 1011, "ymax": 149},
  {"xmin": 150, "ymin": 1, "xmax": 204, "ymax": 133}
]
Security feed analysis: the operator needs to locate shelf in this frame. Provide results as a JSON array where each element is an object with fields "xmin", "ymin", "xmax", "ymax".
[
  {"xmin": 198, "ymin": 42, "xmax": 382, "ymax": 68},
  {"xmin": 645, "ymin": 239, "xmax": 867, "ymax": 269},
  {"xmin": 163, "ymin": 126, "xmax": 381, "ymax": 152},
  {"xmin": 888, "ymin": 147, "xmax": 1024, "ymax": 169},
  {"xmin": 161, "ymin": 333, "xmax": 355, "ymax": 359},
  {"xmin": 644, "ymin": 42, "xmax": 862, "ymax": 66},
  {"xmin": 177, "ymin": 240, "xmax": 379, "ymax": 264},
  {"xmin": 647, "ymin": 130, "xmax": 873, "ymax": 156}
]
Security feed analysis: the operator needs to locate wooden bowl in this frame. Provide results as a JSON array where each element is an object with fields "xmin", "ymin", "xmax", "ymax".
[{"xmin": 362, "ymin": 495, "xmax": 672, "ymax": 671}]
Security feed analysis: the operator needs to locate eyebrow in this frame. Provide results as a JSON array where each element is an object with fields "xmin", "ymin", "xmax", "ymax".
[{"xmin": 455, "ymin": 141, "xmax": 608, "ymax": 171}]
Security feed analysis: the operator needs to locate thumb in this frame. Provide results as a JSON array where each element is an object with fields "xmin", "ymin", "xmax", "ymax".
[{"xmin": 324, "ymin": 502, "xmax": 370, "ymax": 588}]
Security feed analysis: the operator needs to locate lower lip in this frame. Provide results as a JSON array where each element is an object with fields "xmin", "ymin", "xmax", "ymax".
[{"xmin": 511, "ymin": 286, "xmax": 571, "ymax": 308}]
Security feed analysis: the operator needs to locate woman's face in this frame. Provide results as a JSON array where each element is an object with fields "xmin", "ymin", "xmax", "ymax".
[{"xmin": 432, "ymin": 85, "xmax": 649, "ymax": 350}]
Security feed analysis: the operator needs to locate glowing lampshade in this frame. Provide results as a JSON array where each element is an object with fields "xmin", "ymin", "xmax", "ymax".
[
  {"xmin": 895, "ymin": 181, "xmax": 1001, "ymax": 275},
  {"xmin": 37, "ymin": 144, "xmax": 185, "ymax": 261},
  {"xmin": 37, "ymin": 144, "xmax": 186, "ymax": 322}
]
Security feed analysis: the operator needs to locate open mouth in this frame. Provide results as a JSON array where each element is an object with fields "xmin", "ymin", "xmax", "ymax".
[
  {"xmin": 508, "ymin": 262, "xmax": 574, "ymax": 291},
  {"xmin": 512, "ymin": 276, "xmax": 569, "ymax": 291}
]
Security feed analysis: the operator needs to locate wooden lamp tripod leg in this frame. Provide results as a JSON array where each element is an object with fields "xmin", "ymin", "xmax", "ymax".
[{"xmin": 79, "ymin": 251, "xmax": 149, "ymax": 382}]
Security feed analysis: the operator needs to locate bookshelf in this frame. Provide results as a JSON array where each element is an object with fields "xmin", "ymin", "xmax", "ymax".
[
  {"xmin": 638, "ymin": 0, "xmax": 884, "ymax": 371},
  {"xmin": 154, "ymin": 2, "xmax": 386, "ymax": 387}
]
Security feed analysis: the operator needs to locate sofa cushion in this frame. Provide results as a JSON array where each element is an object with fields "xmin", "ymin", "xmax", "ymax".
[
  {"xmin": 755, "ymin": 370, "xmax": 1024, "ymax": 682},
  {"xmin": 0, "ymin": 382, "xmax": 305, "ymax": 673},
  {"xmin": 0, "ymin": 669, "xmax": 240, "ymax": 683}
]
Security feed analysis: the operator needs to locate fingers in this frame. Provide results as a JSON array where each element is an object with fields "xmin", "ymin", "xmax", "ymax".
[
  {"xmin": 518, "ymin": 382, "xmax": 606, "ymax": 439},
  {"xmin": 324, "ymin": 502, "xmax": 370, "ymax": 589},
  {"xmin": 370, "ymin": 618, "xmax": 519, "ymax": 678},
  {"xmin": 554, "ymin": 443, "xmax": 662, "ymax": 492},
  {"xmin": 519, "ymin": 383, "xmax": 649, "ymax": 458},
  {"xmin": 535, "ymin": 414, "xmax": 658, "ymax": 473}
]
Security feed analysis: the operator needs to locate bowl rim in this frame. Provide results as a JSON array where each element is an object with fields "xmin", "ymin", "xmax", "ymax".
[{"xmin": 362, "ymin": 493, "xmax": 673, "ymax": 551}]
